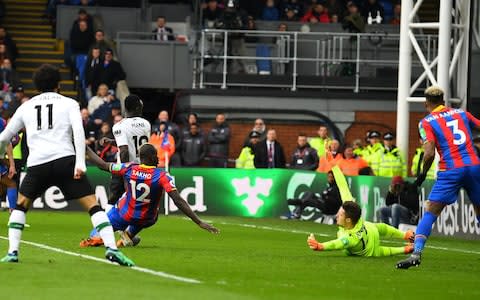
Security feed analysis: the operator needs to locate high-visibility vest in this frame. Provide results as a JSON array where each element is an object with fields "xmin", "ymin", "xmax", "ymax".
[
  {"xmin": 12, "ymin": 132, "xmax": 23, "ymax": 160},
  {"xmin": 372, "ymin": 147, "xmax": 406, "ymax": 177},
  {"xmin": 411, "ymin": 147, "xmax": 436, "ymax": 179}
]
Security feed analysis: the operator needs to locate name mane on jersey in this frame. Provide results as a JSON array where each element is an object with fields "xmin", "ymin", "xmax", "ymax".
[
  {"xmin": 133, "ymin": 169, "xmax": 152, "ymax": 179},
  {"xmin": 130, "ymin": 122, "xmax": 146, "ymax": 128},
  {"xmin": 425, "ymin": 109, "xmax": 463, "ymax": 123}
]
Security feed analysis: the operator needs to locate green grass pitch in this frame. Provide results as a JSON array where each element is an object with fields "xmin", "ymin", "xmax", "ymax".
[{"xmin": 0, "ymin": 211, "xmax": 479, "ymax": 300}]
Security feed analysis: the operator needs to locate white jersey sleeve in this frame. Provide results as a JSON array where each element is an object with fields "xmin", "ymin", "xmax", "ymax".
[
  {"xmin": 69, "ymin": 101, "xmax": 87, "ymax": 173},
  {"xmin": 113, "ymin": 117, "xmax": 151, "ymax": 162}
]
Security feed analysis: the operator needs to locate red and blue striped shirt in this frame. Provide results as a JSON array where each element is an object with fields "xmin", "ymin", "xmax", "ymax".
[
  {"xmin": 419, "ymin": 105, "xmax": 480, "ymax": 171},
  {"xmin": 110, "ymin": 163, "xmax": 176, "ymax": 224}
]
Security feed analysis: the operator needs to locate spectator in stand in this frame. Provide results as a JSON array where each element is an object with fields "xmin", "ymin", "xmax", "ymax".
[
  {"xmin": 81, "ymin": 108, "xmax": 97, "ymax": 148},
  {"xmin": 6, "ymin": 86, "xmax": 27, "ymax": 118},
  {"xmin": 325, "ymin": 0, "xmax": 346, "ymax": 21},
  {"xmin": 182, "ymin": 112, "xmax": 204, "ymax": 138},
  {"xmin": 301, "ymin": 3, "xmax": 330, "ymax": 23},
  {"xmin": 89, "ymin": 29, "xmax": 115, "ymax": 57},
  {"xmin": 112, "ymin": 114, "xmax": 122, "ymax": 125},
  {"xmin": 337, "ymin": 145, "xmax": 369, "ymax": 176},
  {"xmin": 0, "ymin": 96, "xmax": 7, "ymax": 118},
  {"xmin": 95, "ymin": 48, "xmax": 126, "ymax": 91},
  {"xmin": 317, "ymin": 139, "xmax": 343, "ymax": 173},
  {"xmin": 363, "ymin": 130, "xmax": 384, "ymax": 169},
  {"xmin": 286, "ymin": 170, "xmax": 342, "ymax": 219},
  {"xmin": 152, "ymin": 16, "xmax": 175, "ymax": 41},
  {"xmin": 73, "ymin": 8, "xmax": 94, "ymax": 31},
  {"xmin": 254, "ymin": 129, "xmax": 286, "ymax": 168},
  {"xmin": 87, "ymin": 84, "xmax": 115, "ymax": 115},
  {"xmin": 244, "ymin": 16, "xmax": 258, "ymax": 43},
  {"xmin": 389, "ymin": 2, "xmax": 401, "ymax": 25},
  {"xmin": 309, "ymin": 125, "xmax": 331, "ymax": 158},
  {"xmin": 278, "ymin": 23, "xmax": 288, "ymax": 31},
  {"xmin": 152, "ymin": 110, "xmax": 181, "ymax": 166},
  {"xmin": 150, "ymin": 121, "xmax": 176, "ymax": 168},
  {"xmin": 69, "ymin": 19, "xmax": 94, "ymax": 67},
  {"xmin": 90, "ymin": 93, "xmax": 121, "ymax": 129},
  {"xmin": 371, "ymin": 132, "xmax": 406, "ymax": 178},
  {"xmin": 377, "ymin": 176, "xmax": 419, "ymax": 228},
  {"xmin": 0, "ymin": 44, "xmax": 12, "ymax": 64},
  {"xmin": 281, "ymin": 0, "xmax": 303, "ymax": 21},
  {"xmin": 243, "ymin": 118, "xmax": 267, "ymax": 145},
  {"xmin": 342, "ymin": 1, "xmax": 365, "ymax": 32},
  {"xmin": 362, "ymin": 0, "xmax": 384, "ymax": 24},
  {"xmin": 84, "ymin": 46, "xmax": 102, "ymax": 100},
  {"xmin": 282, "ymin": 5, "xmax": 300, "ymax": 21},
  {"xmin": 181, "ymin": 123, "xmax": 206, "ymax": 167},
  {"xmin": 262, "ymin": 0, "xmax": 280, "ymax": 21},
  {"xmin": 352, "ymin": 138, "xmax": 366, "ymax": 158},
  {"xmin": 290, "ymin": 133, "xmax": 319, "ymax": 170},
  {"xmin": 236, "ymin": 130, "xmax": 261, "ymax": 169},
  {"xmin": 203, "ymin": 0, "xmax": 224, "ymax": 28},
  {"xmin": 0, "ymin": 27, "xmax": 18, "ymax": 62},
  {"xmin": 411, "ymin": 138, "xmax": 436, "ymax": 179},
  {"xmin": 153, "ymin": 110, "xmax": 182, "ymax": 149},
  {"xmin": 95, "ymin": 122, "xmax": 117, "ymax": 162},
  {"xmin": 207, "ymin": 112, "xmax": 231, "ymax": 167},
  {"xmin": 0, "ymin": 58, "xmax": 20, "ymax": 99}
]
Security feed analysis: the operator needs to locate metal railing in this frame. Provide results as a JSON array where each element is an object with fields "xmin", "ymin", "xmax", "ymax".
[{"xmin": 193, "ymin": 29, "xmax": 438, "ymax": 92}]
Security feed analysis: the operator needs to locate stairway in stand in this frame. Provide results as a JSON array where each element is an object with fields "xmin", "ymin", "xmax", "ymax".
[{"xmin": 3, "ymin": 0, "xmax": 77, "ymax": 98}]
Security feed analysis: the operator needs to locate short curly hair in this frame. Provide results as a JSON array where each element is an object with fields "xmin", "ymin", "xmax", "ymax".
[{"xmin": 33, "ymin": 64, "xmax": 60, "ymax": 93}]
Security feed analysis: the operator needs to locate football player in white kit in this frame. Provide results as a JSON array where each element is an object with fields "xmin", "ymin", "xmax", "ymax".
[
  {"xmin": 108, "ymin": 94, "xmax": 151, "ymax": 206},
  {"xmin": 0, "ymin": 64, "xmax": 134, "ymax": 266}
]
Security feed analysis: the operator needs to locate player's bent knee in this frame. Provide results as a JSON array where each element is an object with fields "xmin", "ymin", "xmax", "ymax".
[
  {"xmin": 78, "ymin": 194, "xmax": 100, "ymax": 211},
  {"xmin": 426, "ymin": 200, "xmax": 446, "ymax": 216},
  {"xmin": 16, "ymin": 194, "xmax": 32, "ymax": 212}
]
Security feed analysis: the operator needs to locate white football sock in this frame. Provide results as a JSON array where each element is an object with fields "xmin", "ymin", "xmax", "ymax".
[
  {"xmin": 90, "ymin": 211, "xmax": 117, "ymax": 250},
  {"xmin": 8, "ymin": 210, "xmax": 26, "ymax": 254}
]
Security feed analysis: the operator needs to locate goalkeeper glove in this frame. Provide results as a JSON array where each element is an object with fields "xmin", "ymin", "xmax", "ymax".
[{"xmin": 307, "ymin": 233, "xmax": 324, "ymax": 251}]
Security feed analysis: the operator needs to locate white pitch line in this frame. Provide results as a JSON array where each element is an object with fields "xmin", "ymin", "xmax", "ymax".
[
  {"xmin": 0, "ymin": 236, "xmax": 201, "ymax": 284},
  {"xmin": 214, "ymin": 221, "xmax": 480, "ymax": 255}
]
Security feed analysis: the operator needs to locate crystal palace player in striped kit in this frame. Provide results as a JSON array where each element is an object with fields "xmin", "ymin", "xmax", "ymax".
[
  {"xmin": 397, "ymin": 86, "xmax": 480, "ymax": 269},
  {"xmin": 81, "ymin": 143, "xmax": 219, "ymax": 248}
]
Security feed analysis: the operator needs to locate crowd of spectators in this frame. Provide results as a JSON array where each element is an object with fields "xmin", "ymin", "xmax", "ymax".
[{"xmin": 202, "ymin": 0, "xmax": 402, "ymax": 29}]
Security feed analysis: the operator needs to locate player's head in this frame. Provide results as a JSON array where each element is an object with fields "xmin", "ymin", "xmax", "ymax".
[
  {"xmin": 33, "ymin": 64, "xmax": 61, "ymax": 93},
  {"xmin": 424, "ymin": 86, "xmax": 444, "ymax": 110},
  {"xmin": 336, "ymin": 201, "xmax": 361, "ymax": 228},
  {"xmin": 124, "ymin": 94, "xmax": 143, "ymax": 117},
  {"xmin": 139, "ymin": 143, "xmax": 158, "ymax": 166}
]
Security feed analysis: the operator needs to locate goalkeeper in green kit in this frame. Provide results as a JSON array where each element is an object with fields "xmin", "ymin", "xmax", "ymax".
[{"xmin": 307, "ymin": 201, "xmax": 414, "ymax": 257}]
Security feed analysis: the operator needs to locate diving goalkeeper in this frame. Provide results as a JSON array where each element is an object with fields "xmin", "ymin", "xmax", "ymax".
[{"xmin": 307, "ymin": 201, "xmax": 414, "ymax": 257}]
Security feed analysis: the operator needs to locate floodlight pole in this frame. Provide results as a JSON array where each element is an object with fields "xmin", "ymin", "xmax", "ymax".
[
  {"xmin": 396, "ymin": 0, "xmax": 470, "ymax": 162},
  {"xmin": 395, "ymin": 0, "xmax": 413, "ymax": 166}
]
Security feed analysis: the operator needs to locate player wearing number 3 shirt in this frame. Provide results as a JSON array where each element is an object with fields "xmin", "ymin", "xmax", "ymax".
[
  {"xmin": 108, "ymin": 95, "xmax": 151, "ymax": 206},
  {"xmin": 397, "ymin": 86, "xmax": 480, "ymax": 269}
]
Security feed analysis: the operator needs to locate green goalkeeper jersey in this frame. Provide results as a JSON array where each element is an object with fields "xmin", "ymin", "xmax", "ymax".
[{"xmin": 323, "ymin": 218, "xmax": 380, "ymax": 256}]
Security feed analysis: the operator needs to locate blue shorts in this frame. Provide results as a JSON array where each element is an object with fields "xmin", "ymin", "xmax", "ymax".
[
  {"xmin": 429, "ymin": 165, "xmax": 480, "ymax": 205},
  {"xmin": 90, "ymin": 207, "xmax": 156, "ymax": 238}
]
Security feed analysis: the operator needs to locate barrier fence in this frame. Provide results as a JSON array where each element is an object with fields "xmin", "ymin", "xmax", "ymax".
[{"xmin": 14, "ymin": 167, "xmax": 480, "ymax": 239}]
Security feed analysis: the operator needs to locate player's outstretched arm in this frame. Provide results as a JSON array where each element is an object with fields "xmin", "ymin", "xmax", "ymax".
[
  {"xmin": 415, "ymin": 141, "xmax": 435, "ymax": 186},
  {"xmin": 307, "ymin": 233, "xmax": 350, "ymax": 251},
  {"xmin": 168, "ymin": 190, "xmax": 220, "ymax": 234},
  {"xmin": 85, "ymin": 146, "xmax": 112, "ymax": 172}
]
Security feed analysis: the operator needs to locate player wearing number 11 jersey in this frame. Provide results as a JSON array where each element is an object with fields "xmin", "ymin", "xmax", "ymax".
[
  {"xmin": 0, "ymin": 64, "xmax": 134, "ymax": 266},
  {"xmin": 108, "ymin": 95, "xmax": 151, "ymax": 206},
  {"xmin": 397, "ymin": 86, "xmax": 480, "ymax": 269}
]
